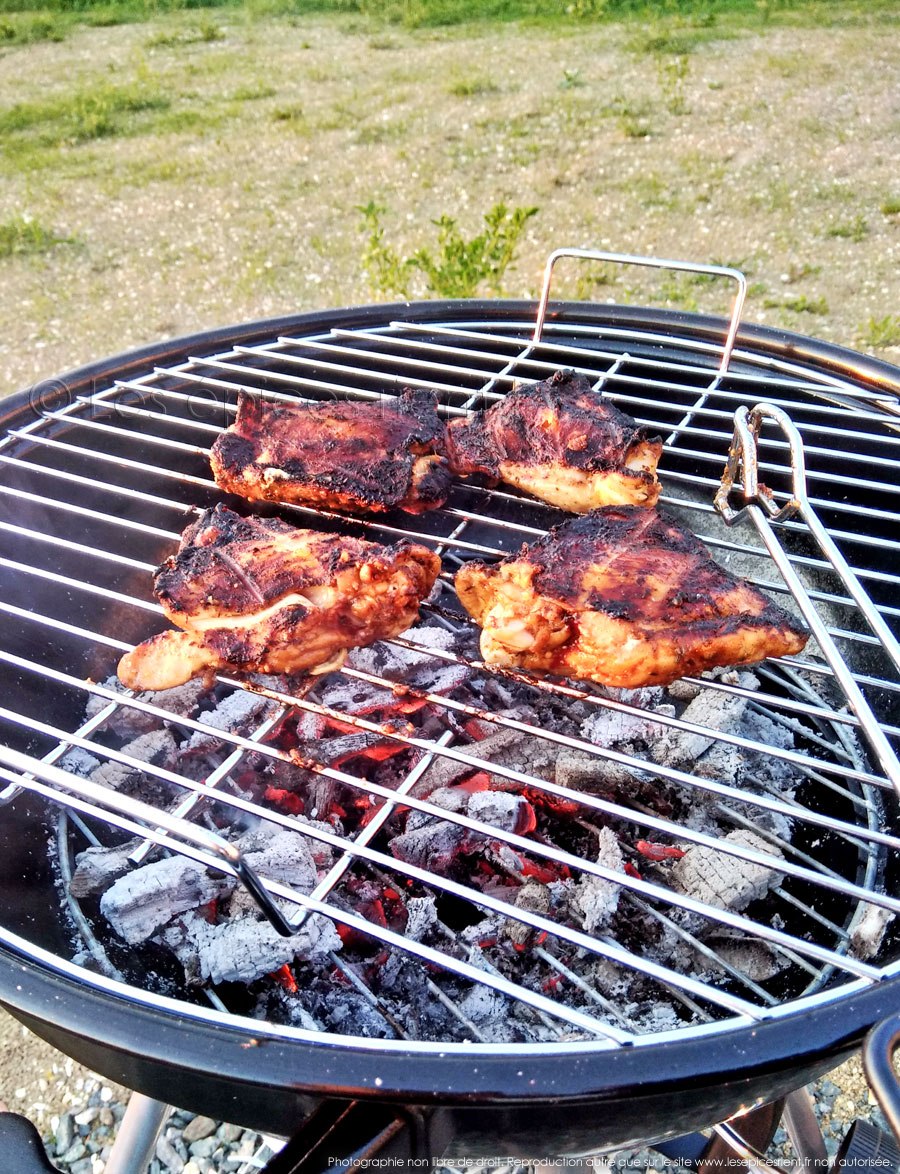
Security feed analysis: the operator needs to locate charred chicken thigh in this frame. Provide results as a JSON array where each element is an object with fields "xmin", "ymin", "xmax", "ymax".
[
  {"xmin": 455, "ymin": 505, "xmax": 808, "ymax": 689},
  {"xmin": 447, "ymin": 369, "xmax": 662, "ymax": 511},
  {"xmin": 118, "ymin": 505, "xmax": 440, "ymax": 691},
  {"xmin": 210, "ymin": 389, "xmax": 452, "ymax": 515}
]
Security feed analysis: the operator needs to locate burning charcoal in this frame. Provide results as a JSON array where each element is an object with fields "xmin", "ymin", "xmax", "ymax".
[
  {"xmin": 59, "ymin": 746, "xmax": 101, "ymax": 778},
  {"xmin": 85, "ymin": 676, "xmax": 206, "ymax": 738},
  {"xmin": 70, "ymin": 842, "xmax": 142, "ymax": 898},
  {"xmin": 850, "ymin": 904, "xmax": 895, "ymax": 960},
  {"xmin": 404, "ymin": 896, "xmax": 438, "ymax": 942},
  {"xmin": 502, "ymin": 881, "xmax": 550, "ymax": 949},
  {"xmin": 237, "ymin": 820, "xmax": 334, "ymax": 871},
  {"xmin": 90, "ymin": 729, "xmax": 179, "ymax": 804},
  {"xmin": 467, "ymin": 790, "xmax": 536, "ymax": 836},
  {"xmin": 183, "ymin": 690, "xmax": 277, "ymax": 755},
  {"xmin": 412, "ymin": 728, "xmax": 557, "ymax": 799},
  {"xmin": 666, "ymin": 679, "xmax": 703, "ymax": 704},
  {"xmin": 571, "ymin": 827, "xmax": 624, "ymax": 933},
  {"xmin": 100, "ymin": 857, "xmax": 235, "ymax": 945},
  {"xmin": 239, "ymin": 827, "xmax": 321, "ymax": 890},
  {"xmin": 161, "ymin": 909, "xmax": 341, "ymax": 985},
  {"xmin": 671, "ymin": 829, "xmax": 783, "ymax": 913},
  {"xmin": 555, "ymin": 747, "xmax": 644, "ymax": 792},
  {"xmin": 651, "ymin": 688, "xmax": 749, "ymax": 770},
  {"xmin": 582, "ymin": 702, "xmax": 674, "ymax": 752},
  {"xmin": 390, "ymin": 820, "xmax": 466, "ymax": 872}
]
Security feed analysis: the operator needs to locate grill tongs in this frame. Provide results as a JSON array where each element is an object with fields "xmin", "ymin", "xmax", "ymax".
[{"xmin": 715, "ymin": 401, "xmax": 900, "ymax": 795}]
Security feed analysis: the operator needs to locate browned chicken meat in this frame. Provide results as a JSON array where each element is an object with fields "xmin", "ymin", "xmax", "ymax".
[
  {"xmin": 455, "ymin": 505, "xmax": 808, "ymax": 689},
  {"xmin": 209, "ymin": 389, "xmax": 452, "ymax": 515},
  {"xmin": 118, "ymin": 505, "xmax": 440, "ymax": 691},
  {"xmin": 446, "ymin": 369, "xmax": 662, "ymax": 511}
]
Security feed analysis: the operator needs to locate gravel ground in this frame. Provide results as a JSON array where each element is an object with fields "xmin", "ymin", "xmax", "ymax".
[{"xmin": 1, "ymin": 4, "xmax": 899, "ymax": 1170}]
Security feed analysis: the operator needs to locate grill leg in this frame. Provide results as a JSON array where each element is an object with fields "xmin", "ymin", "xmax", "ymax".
[{"xmin": 103, "ymin": 1094, "xmax": 171, "ymax": 1174}]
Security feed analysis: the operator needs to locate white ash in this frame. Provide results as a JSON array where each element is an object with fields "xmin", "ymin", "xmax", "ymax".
[
  {"xmin": 404, "ymin": 896, "xmax": 438, "ymax": 941},
  {"xmin": 100, "ymin": 857, "xmax": 235, "ymax": 945},
  {"xmin": 161, "ymin": 908, "xmax": 341, "ymax": 985},
  {"xmin": 671, "ymin": 829, "xmax": 783, "ymax": 913},
  {"xmin": 467, "ymin": 790, "xmax": 532, "ymax": 834},
  {"xmin": 183, "ymin": 690, "xmax": 277, "ymax": 754},
  {"xmin": 571, "ymin": 826, "xmax": 625, "ymax": 933},
  {"xmin": 850, "ymin": 903, "xmax": 895, "ymax": 960},
  {"xmin": 707, "ymin": 935, "xmax": 786, "ymax": 982}
]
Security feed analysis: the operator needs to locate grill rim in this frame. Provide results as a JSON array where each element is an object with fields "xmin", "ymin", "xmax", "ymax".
[
  {"xmin": 3, "ymin": 296, "xmax": 900, "ymax": 1140},
  {"xmin": 8, "ymin": 297, "xmax": 900, "ymax": 426}
]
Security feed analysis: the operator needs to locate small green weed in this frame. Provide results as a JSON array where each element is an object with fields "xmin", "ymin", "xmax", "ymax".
[
  {"xmin": 0, "ymin": 214, "xmax": 72, "ymax": 258},
  {"xmin": 825, "ymin": 214, "xmax": 868, "ymax": 241},
  {"xmin": 559, "ymin": 68, "xmax": 584, "ymax": 89},
  {"xmin": 357, "ymin": 200, "xmax": 411, "ymax": 299},
  {"xmin": 881, "ymin": 197, "xmax": 900, "ymax": 215},
  {"xmin": 657, "ymin": 53, "xmax": 690, "ymax": 114},
  {"xmin": 410, "ymin": 203, "xmax": 538, "ymax": 298},
  {"xmin": 272, "ymin": 102, "xmax": 304, "ymax": 123},
  {"xmin": 357, "ymin": 200, "xmax": 538, "ymax": 300},
  {"xmin": 230, "ymin": 82, "xmax": 276, "ymax": 100},
  {"xmin": 447, "ymin": 75, "xmax": 501, "ymax": 97},
  {"xmin": 860, "ymin": 314, "xmax": 900, "ymax": 348},
  {"xmin": 145, "ymin": 20, "xmax": 224, "ymax": 48},
  {"xmin": 764, "ymin": 293, "xmax": 829, "ymax": 314}
]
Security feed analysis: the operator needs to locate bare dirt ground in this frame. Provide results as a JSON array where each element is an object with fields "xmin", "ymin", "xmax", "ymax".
[
  {"xmin": 0, "ymin": 2, "xmax": 898, "ymax": 1157},
  {"xmin": 1, "ymin": 7, "xmax": 899, "ymax": 399}
]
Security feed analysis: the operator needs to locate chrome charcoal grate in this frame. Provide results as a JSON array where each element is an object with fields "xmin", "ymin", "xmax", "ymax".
[{"xmin": 1, "ymin": 252, "xmax": 900, "ymax": 1052}]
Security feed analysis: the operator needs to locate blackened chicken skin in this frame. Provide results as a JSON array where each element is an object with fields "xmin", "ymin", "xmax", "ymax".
[
  {"xmin": 447, "ymin": 370, "xmax": 662, "ymax": 512},
  {"xmin": 455, "ymin": 505, "xmax": 808, "ymax": 689},
  {"xmin": 118, "ymin": 505, "xmax": 440, "ymax": 691},
  {"xmin": 210, "ymin": 389, "xmax": 452, "ymax": 515}
]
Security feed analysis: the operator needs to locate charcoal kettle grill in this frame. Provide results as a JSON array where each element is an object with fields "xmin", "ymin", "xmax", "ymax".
[{"xmin": 1, "ymin": 250, "xmax": 900, "ymax": 1173}]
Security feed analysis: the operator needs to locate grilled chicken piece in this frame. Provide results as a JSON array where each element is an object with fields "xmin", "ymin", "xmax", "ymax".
[
  {"xmin": 447, "ymin": 369, "xmax": 662, "ymax": 511},
  {"xmin": 209, "ymin": 389, "xmax": 451, "ymax": 515},
  {"xmin": 118, "ymin": 505, "xmax": 440, "ymax": 691},
  {"xmin": 455, "ymin": 506, "xmax": 808, "ymax": 689}
]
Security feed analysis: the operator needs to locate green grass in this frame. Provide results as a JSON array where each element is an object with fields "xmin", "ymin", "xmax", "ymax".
[
  {"xmin": 0, "ymin": 75, "xmax": 170, "ymax": 145},
  {"xmin": 0, "ymin": 0, "xmax": 897, "ymax": 33},
  {"xmin": 0, "ymin": 10, "xmax": 68, "ymax": 42},
  {"xmin": 0, "ymin": 213, "xmax": 73, "ymax": 257}
]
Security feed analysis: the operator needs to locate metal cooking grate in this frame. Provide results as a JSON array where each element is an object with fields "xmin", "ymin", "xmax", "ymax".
[{"xmin": 2, "ymin": 252, "xmax": 900, "ymax": 1051}]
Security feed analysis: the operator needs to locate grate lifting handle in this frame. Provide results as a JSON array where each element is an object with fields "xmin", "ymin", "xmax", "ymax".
[
  {"xmin": 533, "ymin": 247, "xmax": 748, "ymax": 377},
  {"xmin": 714, "ymin": 402, "xmax": 900, "ymax": 795}
]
